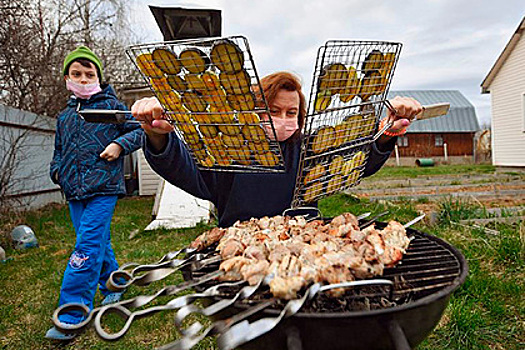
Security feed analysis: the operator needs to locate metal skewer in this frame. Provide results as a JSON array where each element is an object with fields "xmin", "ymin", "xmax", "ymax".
[{"xmin": 403, "ymin": 214, "xmax": 426, "ymax": 228}]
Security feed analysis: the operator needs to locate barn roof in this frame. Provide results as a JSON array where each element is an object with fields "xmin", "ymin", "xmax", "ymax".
[{"xmin": 386, "ymin": 90, "xmax": 480, "ymax": 133}]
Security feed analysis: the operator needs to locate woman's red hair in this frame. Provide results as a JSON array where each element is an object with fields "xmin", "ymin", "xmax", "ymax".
[{"xmin": 258, "ymin": 71, "xmax": 307, "ymax": 130}]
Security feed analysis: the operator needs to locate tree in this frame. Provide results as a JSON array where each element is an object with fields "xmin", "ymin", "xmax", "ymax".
[{"xmin": 0, "ymin": 0, "xmax": 143, "ymax": 117}]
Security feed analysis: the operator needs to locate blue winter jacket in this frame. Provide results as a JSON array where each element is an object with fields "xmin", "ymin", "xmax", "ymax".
[
  {"xmin": 143, "ymin": 132, "xmax": 394, "ymax": 227},
  {"xmin": 50, "ymin": 84, "xmax": 143, "ymax": 201}
]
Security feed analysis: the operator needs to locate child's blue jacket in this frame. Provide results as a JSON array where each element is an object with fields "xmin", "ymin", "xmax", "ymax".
[{"xmin": 50, "ymin": 84, "xmax": 143, "ymax": 201}]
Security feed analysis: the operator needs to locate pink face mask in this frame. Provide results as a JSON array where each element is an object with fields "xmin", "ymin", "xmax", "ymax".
[
  {"xmin": 263, "ymin": 116, "xmax": 299, "ymax": 141},
  {"xmin": 66, "ymin": 78, "xmax": 102, "ymax": 99}
]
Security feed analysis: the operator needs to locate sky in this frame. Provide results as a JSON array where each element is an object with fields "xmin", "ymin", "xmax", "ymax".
[{"xmin": 129, "ymin": 0, "xmax": 525, "ymax": 126}]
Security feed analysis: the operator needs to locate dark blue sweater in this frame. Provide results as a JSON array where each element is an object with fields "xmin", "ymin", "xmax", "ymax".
[
  {"xmin": 144, "ymin": 132, "xmax": 393, "ymax": 227},
  {"xmin": 50, "ymin": 85, "xmax": 143, "ymax": 201}
]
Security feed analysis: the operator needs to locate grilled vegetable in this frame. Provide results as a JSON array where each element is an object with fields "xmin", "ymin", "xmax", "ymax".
[
  {"xmin": 303, "ymin": 163, "xmax": 326, "ymax": 185},
  {"xmin": 178, "ymin": 121, "xmax": 199, "ymax": 135},
  {"xmin": 220, "ymin": 69, "xmax": 252, "ymax": 95},
  {"xmin": 167, "ymin": 107, "xmax": 192, "ymax": 124},
  {"xmin": 201, "ymin": 71, "xmax": 222, "ymax": 90},
  {"xmin": 359, "ymin": 70, "xmax": 385, "ymax": 101},
  {"xmin": 182, "ymin": 90, "xmax": 207, "ymax": 112},
  {"xmin": 254, "ymin": 151, "xmax": 278, "ymax": 167},
  {"xmin": 204, "ymin": 88, "xmax": 229, "ymax": 110},
  {"xmin": 361, "ymin": 115, "xmax": 376, "ymax": 137},
  {"xmin": 227, "ymin": 147, "xmax": 252, "ymax": 165},
  {"xmin": 179, "ymin": 48, "xmax": 210, "ymax": 74},
  {"xmin": 182, "ymin": 131, "xmax": 201, "ymax": 146},
  {"xmin": 327, "ymin": 175, "xmax": 344, "ymax": 195},
  {"xmin": 304, "ymin": 181, "xmax": 323, "ymax": 203},
  {"xmin": 150, "ymin": 77, "xmax": 172, "ymax": 93},
  {"xmin": 345, "ymin": 169, "xmax": 361, "ymax": 188},
  {"xmin": 199, "ymin": 124, "xmax": 219, "ymax": 138},
  {"xmin": 247, "ymin": 140, "xmax": 270, "ymax": 154},
  {"xmin": 353, "ymin": 151, "xmax": 367, "ymax": 168},
  {"xmin": 199, "ymin": 154, "xmax": 216, "ymax": 167},
  {"xmin": 238, "ymin": 112, "xmax": 260, "ymax": 124},
  {"xmin": 329, "ymin": 155, "xmax": 344, "ymax": 175},
  {"xmin": 210, "ymin": 111, "xmax": 240, "ymax": 136},
  {"xmin": 342, "ymin": 157, "xmax": 356, "ymax": 176},
  {"xmin": 318, "ymin": 63, "xmax": 348, "ymax": 95},
  {"xmin": 242, "ymin": 124, "xmax": 267, "ymax": 142},
  {"xmin": 203, "ymin": 135, "xmax": 223, "ymax": 150},
  {"xmin": 227, "ymin": 92, "xmax": 256, "ymax": 111},
  {"xmin": 193, "ymin": 145, "xmax": 208, "ymax": 159},
  {"xmin": 167, "ymin": 75, "xmax": 188, "ymax": 93},
  {"xmin": 152, "ymin": 48, "xmax": 181, "ymax": 75},
  {"xmin": 210, "ymin": 39, "xmax": 245, "ymax": 73},
  {"xmin": 310, "ymin": 126, "xmax": 335, "ymax": 154},
  {"xmin": 314, "ymin": 90, "xmax": 332, "ymax": 112},
  {"xmin": 339, "ymin": 66, "xmax": 360, "ymax": 103},
  {"xmin": 362, "ymin": 49, "xmax": 384, "ymax": 73},
  {"xmin": 136, "ymin": 53, "xmax": 164, "ymax": 78},
  {"xmin": 343, "ymin": 114, "xmax": 363, "ymax": 143},
  {"xmin": 185, "ymin": 74, "xmax": 207, "ymax": 93},
  {"xmin": 157, "ymin": 91, "xmax": 183, "ymax": 111},
  {"xmin": 221, "ymin": 133, "xmax": 245, "ymax": 148},
  {"xmin": 333, "ymin": 120, "xmax": 351, "ymax": 148},
  {"xmin": 381, "ymin": 52, "xmax": 396, "ymax": 78},
  {"xmin": 209, "ymin": 146, "xmax": 231, "ymax": 166}
]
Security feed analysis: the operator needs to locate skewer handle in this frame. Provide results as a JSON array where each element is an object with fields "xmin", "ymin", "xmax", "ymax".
[{"xmin": 78, "ymin": 109, "xmax": 142, "ymax": 124}]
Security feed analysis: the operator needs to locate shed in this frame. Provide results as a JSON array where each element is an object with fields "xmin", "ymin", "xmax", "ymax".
[
  {"xmin": 386, "ymin": 90, "xmax": 480, "ymax": 162},
  {"xmin": 481, "ymin": 16, "xmax": 525, "ymax": 167}
]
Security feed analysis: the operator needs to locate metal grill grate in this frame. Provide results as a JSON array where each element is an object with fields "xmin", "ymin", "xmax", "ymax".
[
  {"xmin": 292, "ymin": 41, "xmax": 402, "ymax": 207},
  {"xmin": 126, "ymin": 36, "xmax": 285, "ymax": 173},
  {"xmin": 187, "ymin": 228, "xmax": 463, "ymax": 310}
]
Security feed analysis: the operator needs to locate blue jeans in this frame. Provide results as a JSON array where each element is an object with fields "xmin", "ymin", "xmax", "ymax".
[{"xmin": 57, "ymin": 195, "xmax": 119, "ymax": 324}]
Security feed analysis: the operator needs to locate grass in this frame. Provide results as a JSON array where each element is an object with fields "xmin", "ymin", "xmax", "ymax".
[
  {"xmin": 369, "ymin": 164, "xmax": 496, "ymax": 179},
  {"xmin": 0, "ymin": 190, "xmax": 523, "ymax": 349}
]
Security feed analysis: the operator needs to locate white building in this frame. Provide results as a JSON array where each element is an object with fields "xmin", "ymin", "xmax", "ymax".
[{"xmin": 481, "ymin": 16, "xmax": 525, "ymax": 167}]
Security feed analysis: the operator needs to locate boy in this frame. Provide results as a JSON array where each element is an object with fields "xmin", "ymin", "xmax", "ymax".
[{"xmin": 46, "ymin": 46, "xmax": 143, "ymax": 340}]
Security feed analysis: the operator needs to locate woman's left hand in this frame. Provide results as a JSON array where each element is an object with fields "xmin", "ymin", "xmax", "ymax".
[{"xmin": 100, "ymin": 143, "xmax": 123, "ymax": 161}]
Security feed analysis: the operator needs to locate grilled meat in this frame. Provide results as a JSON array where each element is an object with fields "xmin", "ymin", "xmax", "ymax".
[{"xmin": 191, "ymin": 213, "xmax": 411, "ymax": 299}]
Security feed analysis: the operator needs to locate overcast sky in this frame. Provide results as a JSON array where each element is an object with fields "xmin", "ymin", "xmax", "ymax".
[{"xmin": 130, "ymin": 0, "xmax": 524, "ymax": 126}]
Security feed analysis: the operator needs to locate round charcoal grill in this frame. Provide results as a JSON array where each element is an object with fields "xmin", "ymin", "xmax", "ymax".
[{"xmin": 184, "ymin": 223, "xmax": 468, "ymax": 350}]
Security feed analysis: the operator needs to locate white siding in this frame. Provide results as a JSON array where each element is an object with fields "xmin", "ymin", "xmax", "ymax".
[
  {"xmin": 137, "ymin": 149, "xmax": 161, "ymax": 196},
  {"xmin": 489, "ymin": 33, "xmax": 525, "ymax": 167}
]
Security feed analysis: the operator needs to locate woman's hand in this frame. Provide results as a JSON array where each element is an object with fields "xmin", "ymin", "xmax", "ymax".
[
  {"xmin": 100, "ymin": 142, "xmax": 123, "ymax": 161},
  {"xmin": 377, "ymin": 96, "xmax": 423, "ymax": 146},
  {"xmin": 131, "ymin": 97, "xmax": 174, "ymax": 152}
]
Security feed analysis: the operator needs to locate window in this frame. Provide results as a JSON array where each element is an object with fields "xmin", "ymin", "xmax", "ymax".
[
  {"xmin": 397, "ymin": 135, "xmax": 408, "ymax": 147},
  {"xmin": 435, "ymin": 134, "xmax": 444, "ymax": 147}
]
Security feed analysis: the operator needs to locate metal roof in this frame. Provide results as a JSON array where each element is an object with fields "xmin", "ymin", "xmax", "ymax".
[{"xmin": 386, "ymin": 90, "xmax": 480, "ymax": 133}]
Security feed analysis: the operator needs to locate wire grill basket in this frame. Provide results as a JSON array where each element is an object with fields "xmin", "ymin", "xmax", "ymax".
[
  {"xmin": 126, "ymin": 36, "xmax": 285, "ymax": 173},
  {"xmin": 292, "ymin": 40, "xmax": 402, "ymax": 207}
]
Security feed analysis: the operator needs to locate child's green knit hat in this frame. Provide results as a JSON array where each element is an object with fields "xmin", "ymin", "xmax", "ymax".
[{"xmin": 63, "ymin": 46, "xmax": 103, "ymax": 81}]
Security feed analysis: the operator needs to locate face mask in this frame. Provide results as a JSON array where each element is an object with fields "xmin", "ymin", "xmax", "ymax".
[
  {"xmin": 66, "ymin": 78, "xmax": 101, "ymax": 99},
  {"xmin": 263, "ymin": 116, "xmax": 299, "ymax": 141}
]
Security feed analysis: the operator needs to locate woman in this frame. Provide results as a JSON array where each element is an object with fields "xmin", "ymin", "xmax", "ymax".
[{"xmin": 132, "ymin": 72, "xmax": 421, "ymax": 227}]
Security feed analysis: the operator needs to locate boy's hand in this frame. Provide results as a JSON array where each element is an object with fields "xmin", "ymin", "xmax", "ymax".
[{"xmin": 100, "ymin": 143, "xmax": 123, "ymax": 161}]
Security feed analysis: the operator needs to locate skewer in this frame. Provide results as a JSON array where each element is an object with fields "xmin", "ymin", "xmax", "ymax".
[{"xmin": 403, "ymin": 214, "xmax": 426, "ymax": 228}]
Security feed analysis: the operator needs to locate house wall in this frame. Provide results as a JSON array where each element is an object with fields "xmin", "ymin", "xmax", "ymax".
[
  {"xmin": 121, "ymin": 88, "xmax": 162, "ymax": 196},
  {"xmin": 396, "ymin": 133, "xmax": 475, "ymax": 157},
  {"xmin": 0, "ymin": 105, "xmax": 65, "ymax": 210},
  {"xmin": 489, "ymin": 32, "xmax": 525, "ymax": 167}
]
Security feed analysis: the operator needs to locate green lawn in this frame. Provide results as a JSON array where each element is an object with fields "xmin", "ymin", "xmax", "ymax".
[
  {"xmin": 0, "ymin": 189, "xmax": 523, "ymax": 349},
  {"xmin": 367, "ymin": 164, "xmax": 497, "ymax": 179}
]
